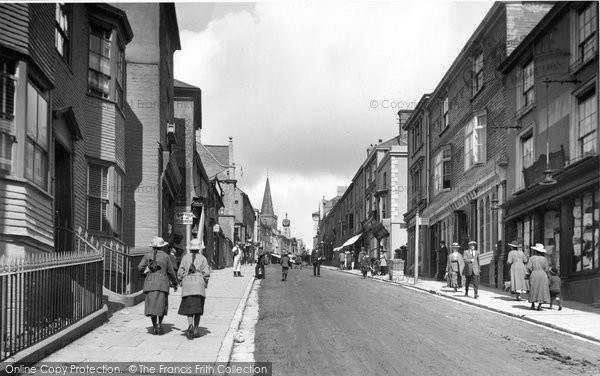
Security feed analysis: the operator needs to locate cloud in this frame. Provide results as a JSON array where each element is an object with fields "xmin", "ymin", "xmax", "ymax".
[{"xmin": 174, "ymin": 2, "xmax": 493, "ymax": 245}]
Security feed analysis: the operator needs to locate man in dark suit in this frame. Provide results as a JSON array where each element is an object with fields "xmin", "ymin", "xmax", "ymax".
[
  {"xmin": 437, "ymin": 241, "xmax": 449, "ymax": 282},
  {"xmin": 311, "ymin": 243, "xmax": 323, "ymax": 277},
  {"xmin": 255, "ymin": 247, "xmax": 266, "ymax": 279},
  {"xmin": 463, "ymin": 240, "xmax": 481, "ymax": 299}
]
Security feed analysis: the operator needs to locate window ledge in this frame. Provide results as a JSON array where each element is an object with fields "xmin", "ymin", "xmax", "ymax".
[
  {"xmin": 565, "ymin": 153, "xmax": 596, "ymax": 169},
  {"xmin": 464, "ymin": 162, "xmax": 484, "ymax": 174},
  {"xmin": 516, "ymin": 102, "xmax": 535, "ymax": 120},
  {"xmin": 511, "ymin": 186, "xmax": 526, "ymax": 196},
  {"xmin": 470, "ymin": 85, "xmax": 485, "ymax": 102},
  {"xmin": 569, "ymin": 53, "xmax": 598, "ymax": 75},
  {"xmin": 439, "ymin": 125, "xmax": 450, "ymax": 136},
  {"xmin": 0, "ymin": 175, "xmax": 54, "ymax": 200}
]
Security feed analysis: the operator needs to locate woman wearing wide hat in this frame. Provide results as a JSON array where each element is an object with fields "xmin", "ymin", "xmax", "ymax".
[
  {"xmin": 446, "ymin": 243, "xmax": 465, "ymax": 292},
  {"xmin": 138, "ymin": 236, "xmax": 179, "ymax": 335},
  {"xmin": 526, "ymin": 243, "xmax": 551, "ymax": 310},
  {"xmin": 178, "ymin": 238, "xmax": 211, "ymax": 339},
  {"xmin": 506, "ymin": 240, "xmax": 528, "ymax": 301}
]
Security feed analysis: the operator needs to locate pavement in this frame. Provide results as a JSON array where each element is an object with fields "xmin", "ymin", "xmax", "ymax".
[
  {"xmin": 33, "ymin": 264, "xmax": 256, "ymax": 365},
  {"xmin": 323, "ymin": 265, "xmax": 600, "ymax": 344}
]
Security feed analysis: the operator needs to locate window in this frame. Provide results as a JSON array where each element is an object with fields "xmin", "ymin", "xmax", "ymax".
[
  {"xmin": 382, "ymin": 172, "xmax": 387, "ymax": 188},
  {"xmin": 25, "ymin": 82, "xmax": 49, "ymax": 189},
  {"xmin": 472, "ymin": 52, "xmax": 483, "ymax": 94},
  {"xmin": 522, "ymin": 60, "xmax": 534, "ymax": 108},
  {"xmin": 115, "ymin": 44, "xmax": 124, "ymax": 108},
  {"xmin": 572, "ymin": 190, "xmax": 599, "ymax": 271},
  {"xmin": 464, "ymin": 112, "xmax": 487, "ymax": 170},
  {"xmin": 579, "ymin": 4, "xmax": 597, "ymax": 64},
  {"xmin": 433, "ymin": 147, "xmax": 451, "ymax": 194},
  {"xmin": 112, "ymin": 170, "xmax": 123, "ymax": 238},
  {"xmin": 88, "ymin": 24, "xmax": 112, "ymax": 98},
  {"xmin": 442, "ymin": 97, "xmax": 449, "ymax": 129},
  {"xmin": 578, "ymin": 90, "xmax": 597, "ymax": 156},
  {"xmin": 88, "ymin": 164, "xmax": 109, "ymax": 232},
  {"xmin": 516, "ymin": 131, "xmax": 534, "ymax": 190},
  {"xmin": 0, "ymin": 58, "xmax": 16, "ymax": 172},
  {"xmin": 485, "ymin": 196, "xmax": 491, "ymax": 253},
  {"xmin": 55, "ymin": 3, "xmax": 70, "ymax": 61}
]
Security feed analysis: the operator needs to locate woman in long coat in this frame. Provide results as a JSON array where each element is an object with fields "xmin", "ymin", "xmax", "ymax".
[
  {"xmin": 178, "ymin": 238, "xmax": 210, "ymax": 339},
  {"xmin": 506, "ymin": 240, "xmax": 528, "ymax": 301},
  {"xmin": 527, "ymin": 243, "xmax": 551, "ymax": 310},
  {"xmin": 446, "ymin": 243, "xmax": 465, "ymax": 292},
  {"xmin": 138, "ymin": 237, "xmax": 178, "ymax": 335}
]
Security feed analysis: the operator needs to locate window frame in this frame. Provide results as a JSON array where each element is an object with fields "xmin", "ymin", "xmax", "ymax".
[
  {"xmin": 433, "ymin": 146, "xmax": 451, "ymax": 195},
  {"xmin": 472, "ymin": 51, "xmax": 484, "ymax": 95},
  {"xmin": 464, "ymin": 111, "xmax": 487, "ymax": 171},
  {"xmin": 88, "ymin": 24, "xmax": 112, "ymax": 99},
  {"xmin": 442, "ymin": 96, "xmax": 449, "ymax": 130},
  {"xmin": 55, "ymin": 3, "xmax": 71, "ymax": 63},
  {"xmin": 87, "ymin": 163, "xmax": 110, "ymax": 233},
  {"xmin": 522, "ymin": 59, "xmax": 535, "ymax": 108},
  {"xmin": 0, "ymin": 58, "xmax": 16, "ymax": 173},
  {"xmin": 25, "ymin": 81, "xmax": 49, "ymax": 190},
  {"xmin": 577, "ymin": 89, "xmax": 597, "ymax": 157}
]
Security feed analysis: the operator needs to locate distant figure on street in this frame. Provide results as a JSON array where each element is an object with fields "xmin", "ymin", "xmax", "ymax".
[
  {"xmin": 506, "ymin": 240, "xmax": 528, "ymax": 301},
  {"xmin": 255, "ymin": 247, "xmax": 266, "ymax": 279},
  {"xmin": 379, "ymin": 249, "xmax": 388, "ymax": 276},
  {"xmin": 339, "ymin": 251, "xmax": 346, "ymax": 270},
  {"xmin": 436, "ymin": 241, "xmax": 448, "ymax": 281},
  {"xmin": 548, "ymin": 267, "xmax": 562, "ymax": 311},
  {"xmin": 295, "ymin": 254, "xmax": 303, "ymax": 269},
  {"xmin": 138, "ymin": 236, "xmax": 178, "ymax": 335},
  {"xmin": 346, "ymin": 251, "xmax": 353, "ymax": 270},
  {"xmin": 232, "ymin": 240, "xmax": 243, "ymax": 277},
  {"xmin": 359, "ymin": 247, "xmax": 369, "ymax": 279},
  {"xmin": 527, "ymin": 243, "xmax": 551, "ymax": 311},
  {"xmin": 177, "ymin": 238, "xmax": 210, "ymax": 340},
  {"xmin": 281, "ymin": 252, "xmax": 291, "ymax": 281},
  {"xmin": 311, "ymin": 243, "xmax": 323, "ymax": 276},
  {"xmin": 463, "ymin": 240, "xmax": 480, "ymax": 299},
  {"xmin": 446, "ymin": 243, "xmax": 464, "ymax": 292}
]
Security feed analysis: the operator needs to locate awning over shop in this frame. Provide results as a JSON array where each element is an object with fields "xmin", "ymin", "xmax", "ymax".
[
  {"xmin": 333, "ymin": 246, "xmax": 343, "ymax": 252},
  {"xmin": 342, "ymin": 233, "xmax": 362, "ymax": 247}
]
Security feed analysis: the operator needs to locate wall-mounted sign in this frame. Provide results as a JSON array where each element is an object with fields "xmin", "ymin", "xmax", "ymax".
[{"xmin": 176, "ymin": 212, "xmax": 194, "ymax": 225}]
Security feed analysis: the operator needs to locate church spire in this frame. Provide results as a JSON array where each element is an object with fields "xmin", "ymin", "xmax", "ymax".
[{"xmin": 261, "ymin": 176, "xmax": 275, "ymax": 215}]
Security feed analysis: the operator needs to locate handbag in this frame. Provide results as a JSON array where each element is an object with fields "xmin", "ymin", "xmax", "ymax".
[{"xmin": 141, "ymin": 250, "xmax": 161, "ymax": 277}]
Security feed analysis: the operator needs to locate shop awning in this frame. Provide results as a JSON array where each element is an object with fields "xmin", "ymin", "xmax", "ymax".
[
  {"xmin": 333, "ymin": 246, "xmax": 343, "ymax": 252},
  {"xmin": 342, "ymin": 233, "xmax": 362, "ymax": 247}
]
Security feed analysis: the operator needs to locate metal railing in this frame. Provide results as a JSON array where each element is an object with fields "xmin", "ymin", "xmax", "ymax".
[
  {"xmin": 102, "ymin": 241, "xmax": 145, "ymax": 295},
  {"xmin": 0, "ymin": 247, "xmax": 103, "ymax": 361}
]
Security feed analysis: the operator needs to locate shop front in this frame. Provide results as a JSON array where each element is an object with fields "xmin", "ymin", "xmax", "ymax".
[{"xmin": 503, "ymin": 157, "xmax": 600, "ymax": 306}]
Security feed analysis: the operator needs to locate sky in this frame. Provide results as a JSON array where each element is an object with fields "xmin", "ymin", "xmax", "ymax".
[{"xmin": 173, "ymin": 1, "xmax": 494, "ymax": 248}]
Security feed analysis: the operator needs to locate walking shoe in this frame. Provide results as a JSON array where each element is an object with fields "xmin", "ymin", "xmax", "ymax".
[
  {"xmin": 152, "ymin": 325, "xmax": 159, "ymax": 335},
  {"xmin": 186, "ymin": 325, "xmax": 194, "ymax": 340},
  {"xmin": 474, "ymin": 294, "xmax": 479, "ymax": 299}
]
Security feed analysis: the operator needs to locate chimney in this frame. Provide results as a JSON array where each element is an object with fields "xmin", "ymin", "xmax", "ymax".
[
  {"xmin": 398, "ymin": 110, "xmax": 412, "ymax": 138},
  {"xmin": 378, "ymin": 139, "xmax": 383, "ymax": 143}
]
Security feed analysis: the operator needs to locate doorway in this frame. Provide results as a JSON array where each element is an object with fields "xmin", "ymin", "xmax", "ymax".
[{"xmin": 54, "ymin": 141, "xmax": 73, "ymax": 252}]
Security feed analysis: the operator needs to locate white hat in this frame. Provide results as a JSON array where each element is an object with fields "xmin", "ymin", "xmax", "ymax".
[
  {"xmin": 451, "ymin": 242, "xmax": 461, "ymax": 248},
  {"xmin": 189, "ymin": 238, "xmax": 205, "ymax": 251},
  {"xmin": 149, "ymin": 236, "xmax": 168, "ymax": 248},
  {"xmin": 531, "ymin": 243, "xmax": 547, "ymax": 253}
]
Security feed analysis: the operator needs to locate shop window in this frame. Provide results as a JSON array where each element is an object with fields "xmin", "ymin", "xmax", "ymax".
[
  {"xmin": 543, "ymin": 210, "xmax": 560, "ymax": 271},
  {"xmin": 572, "ymin": 190, "xmax": 599, "ymax": 272}
]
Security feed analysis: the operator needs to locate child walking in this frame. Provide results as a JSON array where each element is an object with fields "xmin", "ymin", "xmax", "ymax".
[{"xmin": 548, "ymin": 268, "xmax": 562, "ymax": 311}]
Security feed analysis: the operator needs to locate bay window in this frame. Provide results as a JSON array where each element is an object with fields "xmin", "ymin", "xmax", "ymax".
[
  {"xmin": 0, "ymin": 58, "xmax": 15, "ymax": 172},
  {"xmin": 25, "ymin": 82, "xmax": 49, "ymax": 189}
]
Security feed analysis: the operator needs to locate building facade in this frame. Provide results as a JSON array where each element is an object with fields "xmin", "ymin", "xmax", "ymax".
[{"xmin": 499, "ymin": 1, "xmax": 599, "ymax": 305}]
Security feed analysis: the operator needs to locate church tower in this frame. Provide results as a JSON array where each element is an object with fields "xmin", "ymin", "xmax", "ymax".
[
  {"xmin": 260, "ymin": 176, "xmax": 278, "ymax": 230},
  {"xmin": 282, "ymin": 213, "xmax": 291, "ymax": 238}
]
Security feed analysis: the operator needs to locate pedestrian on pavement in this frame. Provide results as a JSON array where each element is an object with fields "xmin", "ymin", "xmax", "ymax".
[
  {"xmin": 255, "ymin": 247, "xmax": 266, "ymax": 279},
  {"xmin": 177, "ymin": 238, "xmax": 210, "ymax": 340},
  {"xmin": 232, "ymin": 240, "xmax": 243, "ymax": 277},
  {"xmin": 311, "ymin": 243, "xmax": 323, "ymax": 276},
  {"xmin": 527, "ymin": 243, "xmax": 551, "ymax": 311},
  {"xmin": 346, "ymin": 251, "xmax": 353, "ymax": 270},
  {"xmin": 506, "ymin": 240, "xmax": 528, "ymax": 301},
  {"xmin": 359, "ymin": 247, "xmax": 369, "ymax": 279},
  {"xmin": 339, "ymin": 250, "xmax": 346, "ymax": 270},
  {"xmin": 548, "ymin": 267, "xmax": 562, "ymax": 311},
  {"xmin": 463, "ymin": 240, "xmax": 481, "ymax": 299},
  {"xmin": 436, "ymin": 241, "xmax": 449, "ymax": 281},
  {"xmin": 138, "ymin": 236, "xmax": 179, "ymax": 335},
  {"xmin": 446, "ymin": 243, "xmax": 464, "ymax": 292},
  {"xmin": 281, "ymin": 252, "xmax": 291, "ymax": 281},
  {"xmin": 380, "ymin": 249, "xmax": 388, "ymax": 276}
]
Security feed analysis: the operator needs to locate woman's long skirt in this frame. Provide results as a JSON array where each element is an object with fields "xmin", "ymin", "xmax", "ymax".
[
  {"xmin": 144, "ymin": 291, "xmax": 168, "ymax": 316},
  {"xmin": 178, "ymin": 295, "xmax": 206, "ymax": 315}
]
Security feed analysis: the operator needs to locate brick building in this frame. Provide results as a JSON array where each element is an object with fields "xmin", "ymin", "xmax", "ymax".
[
  {"xmin": 114, "ymin": 3, "xmax": 181, "ymax": 249},
  {"xmin": 406, "ymin": 2, "xmax": 552, "ymax": 285},
  {"xmin": 498, "ymin": 1, "xmax": 599, "ymax": 305},
  {"xmin": 0, "ymin": 4, "xmax": 132, "ymax": 257}
]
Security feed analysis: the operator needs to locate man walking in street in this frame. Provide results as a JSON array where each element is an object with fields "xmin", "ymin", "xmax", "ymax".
[
  {"xmin": 255, "ymin": 247, "xmax": 266, "ymax": 279},
  {"xmin": 232, "ymin": 240, "xmax": 243, "ymax": 277},
  {"xmin": 311, "ymin": 243, "xmax": 323, "ymax": 277},
  {"xmin": 463, "ymin": 240, "xmax": 480, "ymax": 299},
  {"xmin": 437, "ymin": 241, "xmax": 448, "ymax": 282}
]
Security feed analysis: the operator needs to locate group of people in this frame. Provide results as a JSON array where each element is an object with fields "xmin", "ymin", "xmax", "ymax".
[
  {"xmin": 439, "ymin": 239, "xmax": 562, "ymax": 309},
  {"xmin": 338, "ymin": 250, "xmax": 355, "ymax": 270},
  {"xmin": 356, "ymin": 247, "xmax": 388, "ymax": 278},
  {"xmin": 138, "ymin": 236, "xmax": 211, "ymax": 339},
  {"xmin": 507, "ymin": 241, "xmax": 562, "ymax": 311}
]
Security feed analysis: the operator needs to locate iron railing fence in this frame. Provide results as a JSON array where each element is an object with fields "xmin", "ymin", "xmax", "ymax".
[
  {"xmin": 0, "ymin": 249, "xmax": 103, "ymax": 362},
  {"xmin": 102, "ymin": 241, "xmax": 145, "ymax": 295}
]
